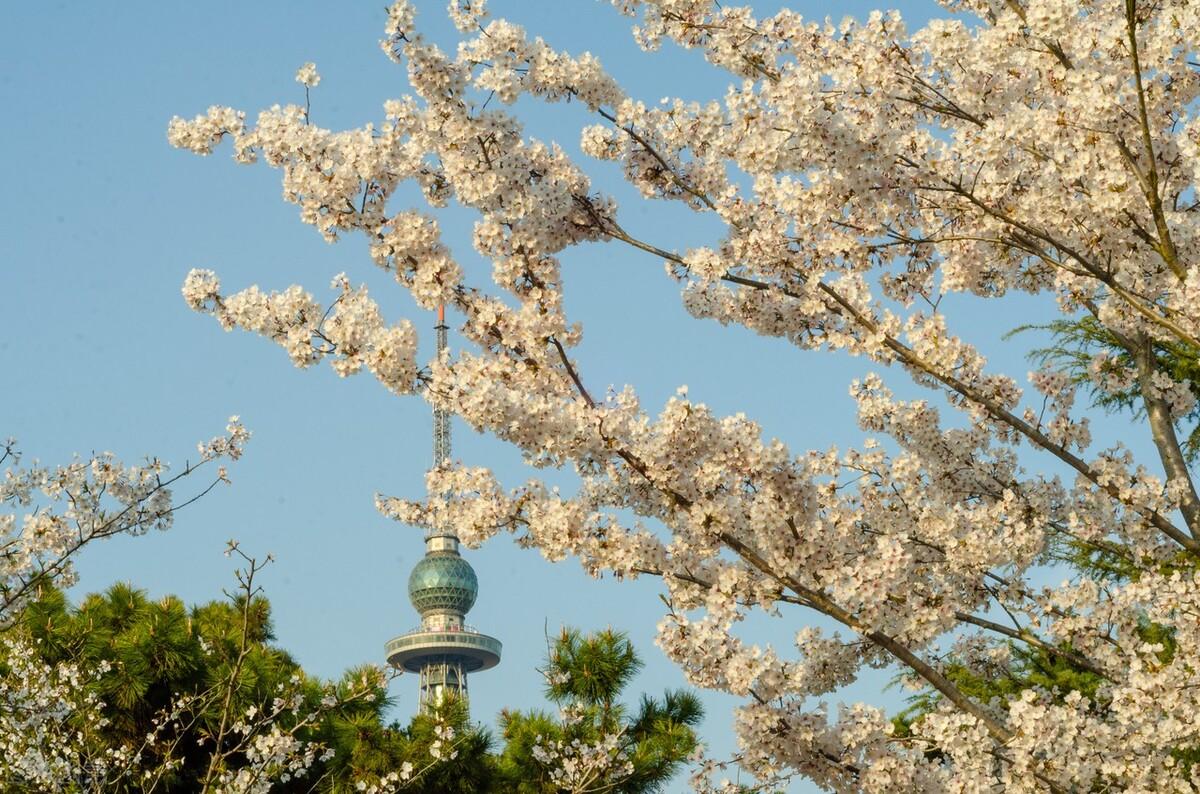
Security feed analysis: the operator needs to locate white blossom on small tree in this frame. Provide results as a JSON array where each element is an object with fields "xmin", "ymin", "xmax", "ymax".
[
  {"xmin": 0, "ymin": 419, "xmax": 248, "ymax": 627},
  {"xmin": 0, "ymin": 637, "xmax": 120, "ymax": 789}
]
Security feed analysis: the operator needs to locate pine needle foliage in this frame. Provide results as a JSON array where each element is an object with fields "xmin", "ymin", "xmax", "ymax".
[
  {"xmin": 497, "ymin": 628, "xmax": 703, "ymax": 793},
  {"xmin": 1009, "ymin": 315, "xmax": 1200, "ymax": 461},
  {"xmin": 6, "ymin": 586, "xmax": 703, "ymax": 792},
  {"xmin": 5, "ymin": 584, "xmax": 413, "ymax": 792}
]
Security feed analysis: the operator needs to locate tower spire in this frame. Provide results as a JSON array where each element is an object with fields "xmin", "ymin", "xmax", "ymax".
[{"xmin": 386, "ymin": 305, "xmax": 501, "ymax": 714}]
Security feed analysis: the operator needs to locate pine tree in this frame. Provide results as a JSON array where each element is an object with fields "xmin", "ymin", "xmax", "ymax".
[
  {"xmin": 7, "ymin": 583, "xmax": 413, "ymax": 791},
  {"xmin": 496, "ymin": 628, "xmax": 703, "ymax": 793}
]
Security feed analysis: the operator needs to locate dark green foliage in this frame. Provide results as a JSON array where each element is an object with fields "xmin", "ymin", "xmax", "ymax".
[
  {"xmin": 399, "ymin": 698, "xmax": 496, "ymax": 793},
  {"xmin": 8, "ymin": 586, "xmax": 700, "ymax": 792},
  {"xmin": 19, "ymin": 582, "xmax": 302, "ymax": 788},
  {"xmin": 544, "ymin": 626, "xmax": 643, "ymax": 721},
  {"xmin": 6, "ymin": 583, "xmax": 492, "ymax": 792},
  {"xmin": 496, "ymin": 628, "xmax": 703, "ymax": 793},
  {"xmin": 323, "ymin": 695, "xmax": 496, "ymax": 794},
  {"xmin": 623, "ymin": 689, "xmax": 706, "ymax": 792}
]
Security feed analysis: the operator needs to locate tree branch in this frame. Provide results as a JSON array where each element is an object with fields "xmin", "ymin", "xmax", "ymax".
[
  {"xmin": 1123, "ymin": 0, "xmax": 1185, "ymax": 281},
  {"xmin": 1131, "ymin": 334, "xmax": 1200, "ymax": 536}
]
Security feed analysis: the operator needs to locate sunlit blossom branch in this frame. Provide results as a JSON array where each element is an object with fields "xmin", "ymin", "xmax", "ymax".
[{"xmin": 586, "ymin": 206, "xmax": 1198, "ymax": 554}]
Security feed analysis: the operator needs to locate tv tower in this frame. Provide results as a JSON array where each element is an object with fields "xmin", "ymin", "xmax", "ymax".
[{"xmin": 385, "ymin": 305, "xmax": 502, "ymax": 712}]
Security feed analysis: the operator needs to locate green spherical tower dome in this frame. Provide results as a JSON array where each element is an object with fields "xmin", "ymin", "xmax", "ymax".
[{"xmin": 408, "ymin": 553, "xmax": 478, "ymax": 615}]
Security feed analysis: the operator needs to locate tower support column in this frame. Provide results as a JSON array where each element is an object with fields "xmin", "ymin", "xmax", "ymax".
[{"xmin": 417, "ymin": 657, "xmax": 469, "ymax": 711}]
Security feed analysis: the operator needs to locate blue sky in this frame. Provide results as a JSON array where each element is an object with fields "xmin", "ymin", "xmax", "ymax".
[{"xmin": 1, "ymin": 1, "xmax": 1159, "ymax": 790}]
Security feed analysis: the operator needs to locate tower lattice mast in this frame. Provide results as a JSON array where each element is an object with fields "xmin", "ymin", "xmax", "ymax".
[{"xmin": 432, "ymin": 304, "xmax": 450, "ymax": 469}]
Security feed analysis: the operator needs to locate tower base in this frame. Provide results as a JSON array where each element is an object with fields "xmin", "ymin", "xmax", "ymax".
[{"xmin": 418, "ymin": 656, "xmax": 468, "ymax": 712}]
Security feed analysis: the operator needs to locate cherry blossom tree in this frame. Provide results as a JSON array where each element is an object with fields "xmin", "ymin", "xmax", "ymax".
[{"xmin": 168, "ymin": 0, "xmax": 1200, "ymax": 789}]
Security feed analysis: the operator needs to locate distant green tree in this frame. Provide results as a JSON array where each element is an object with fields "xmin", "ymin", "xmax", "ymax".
[
  {"xmin": 6, "ymin": 580, "xmax": 493, "ymax": 792},
  {"xmin": 7, "ymin": 585, "xmax": 700, "ymax": 793},
  {"xmin": 496, "ymin": 628, "xmax": 703, "ymax": 794},
  {"xmin": 15, "ymin": 581, "xmax": 303, "ymax": 789},
  {"xmin": 329, "ymin": 696, "xmax": 496, "ymax": 794}
]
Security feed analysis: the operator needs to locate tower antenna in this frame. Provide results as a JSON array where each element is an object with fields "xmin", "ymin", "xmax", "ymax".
[{"xmin": 433, "ymin": 304, "xmax": 450, "ymax": 468}]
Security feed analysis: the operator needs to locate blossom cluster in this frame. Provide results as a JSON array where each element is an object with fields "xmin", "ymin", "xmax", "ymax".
[
  {"xmin": 531, "ymin": 732, "xmax": 635, "ymax": 793},
  {"xmin": 0, "ymin": 638, "xmax": 121, "ymax": 788}
]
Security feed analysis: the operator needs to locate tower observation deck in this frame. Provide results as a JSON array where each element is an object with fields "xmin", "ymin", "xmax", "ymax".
[{"xmin": 385, "ymin": 306, "xmax": 501, "ymax": 713}]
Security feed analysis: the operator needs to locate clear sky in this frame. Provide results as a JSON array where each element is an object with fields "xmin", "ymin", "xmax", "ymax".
[{"xmin": 1, "ymin": 1, "xmax": 1157, "ymax": 791}]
